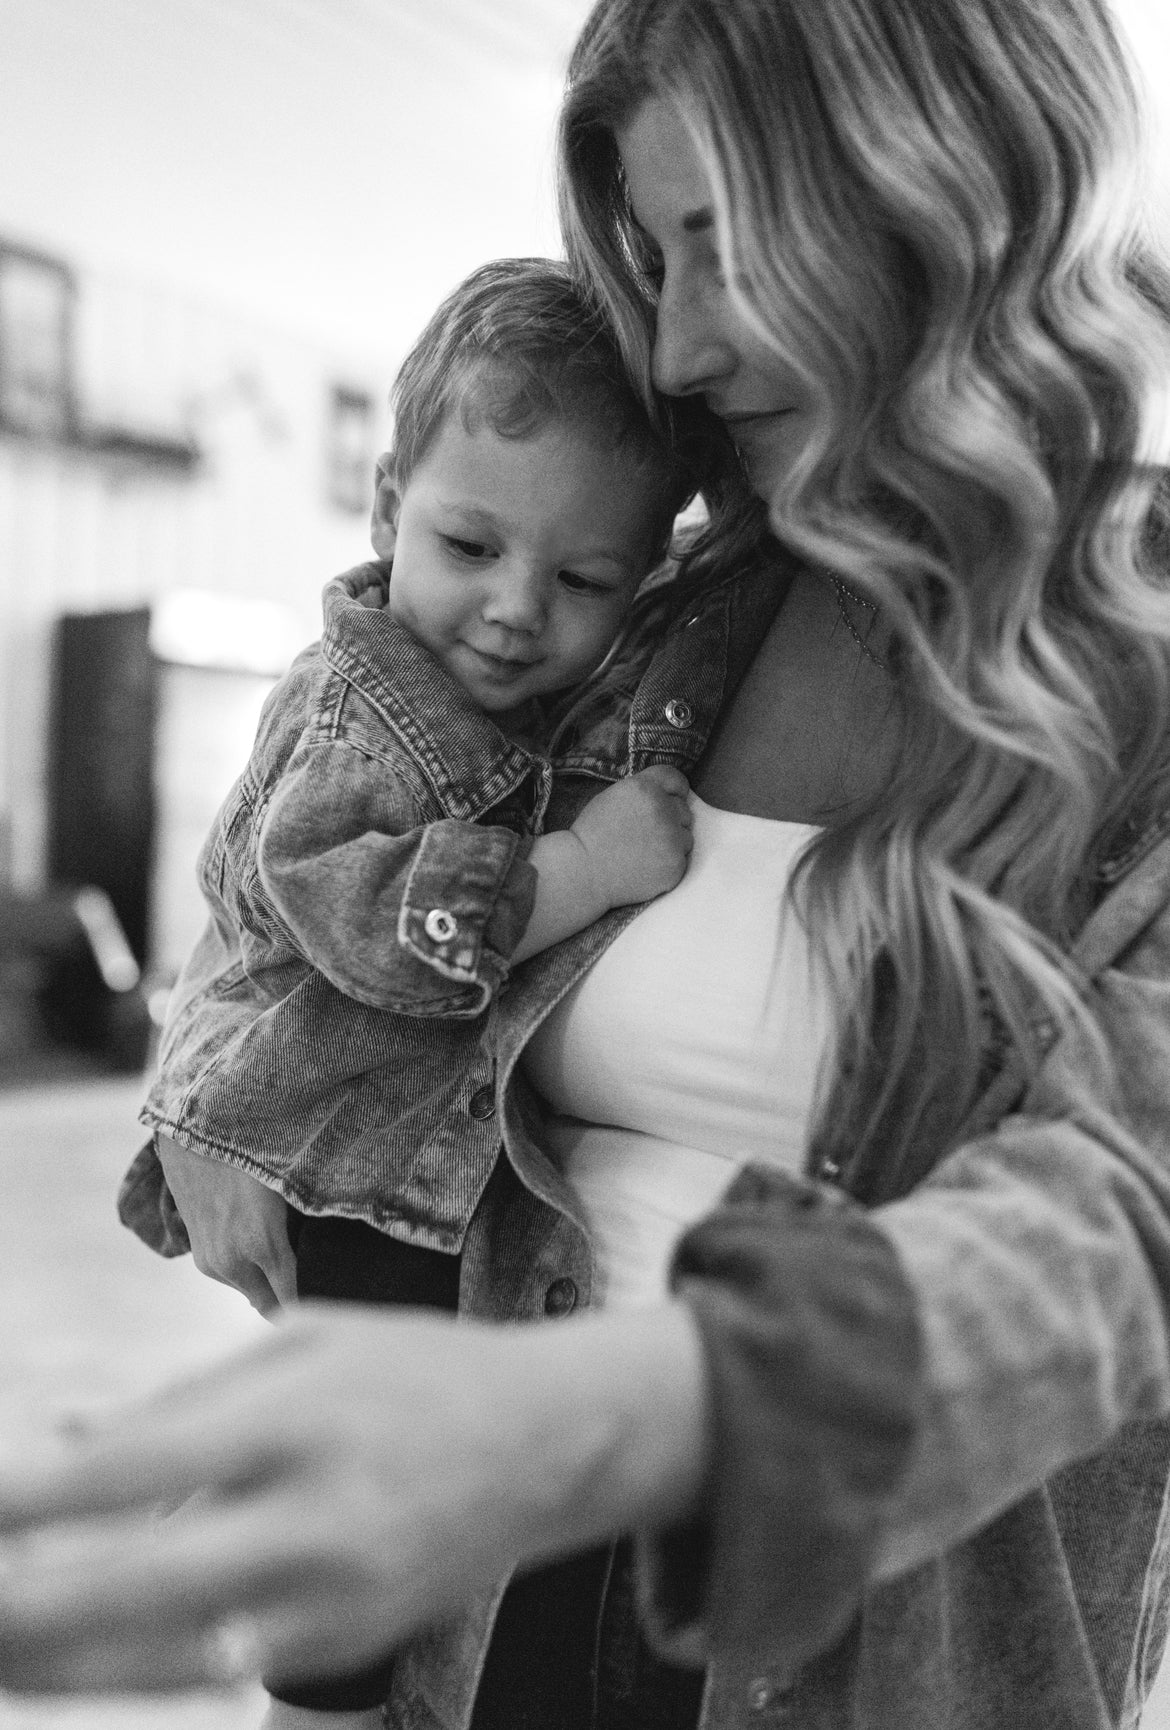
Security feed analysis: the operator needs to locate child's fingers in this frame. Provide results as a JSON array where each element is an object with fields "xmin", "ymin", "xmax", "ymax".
[{"xmin": 634, "ymin": 764, "xmax": 691, "ymax": 797}]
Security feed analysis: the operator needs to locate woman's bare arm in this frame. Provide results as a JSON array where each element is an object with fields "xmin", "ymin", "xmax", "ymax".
[{"xmin": 0, "ymin": 1301, "xmax": 711, "ymax": 1696}]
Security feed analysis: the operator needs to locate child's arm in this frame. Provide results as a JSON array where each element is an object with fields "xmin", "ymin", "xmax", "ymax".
[
  {"xmin": 257, "ymin": 733, "xmax": 537, "ymax": 1018},
  {"xmin": 512, "ymin": 765, "xmax": 693, "ymax": 963}
]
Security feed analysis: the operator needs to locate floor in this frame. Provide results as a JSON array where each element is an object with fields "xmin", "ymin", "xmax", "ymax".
[
  {"xmin": 0, "ymin": 1077, "xmax": 267, "ymax": 1728},
  {"xmin": 2, "ymin": 1075, "xmax": 1170, "ymax": 1728}
]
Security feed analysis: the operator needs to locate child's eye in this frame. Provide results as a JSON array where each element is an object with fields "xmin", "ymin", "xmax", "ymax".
[
  {"xmin": 443, "ymin": 537, "xmax": 493, "ymax": 561},
  {"xmin": 559, "ymin": 570, "xmax": 611, "ymax": 596}
]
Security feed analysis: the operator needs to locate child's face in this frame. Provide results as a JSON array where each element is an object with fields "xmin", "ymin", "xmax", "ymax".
[{"xmin": 372, "ymin": 410, "xmax": 666, "ymax": 718}]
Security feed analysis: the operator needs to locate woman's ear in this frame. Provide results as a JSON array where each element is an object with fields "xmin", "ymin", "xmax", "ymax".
[{"xmin": 370, "ymin": 453, "xmax": 400, "ymax": 559}]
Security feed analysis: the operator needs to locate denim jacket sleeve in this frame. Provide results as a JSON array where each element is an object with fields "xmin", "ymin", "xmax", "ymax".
[
  {"xmin": 640, "ymin": 832, "xmax": 1170, "ymax": 1670},
  {"xmin": 256, "ymin": 732, "xmax": 537, "ymax": 1015}
]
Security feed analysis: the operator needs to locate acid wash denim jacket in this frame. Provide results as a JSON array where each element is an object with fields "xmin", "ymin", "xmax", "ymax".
[
  {"xmin": 375, "ymin": 548, "xmax": 1170, "ymax": 1730},
  {"xmin": 123, "ymin": 562, "xmax": 552, "ymax": 1252}
]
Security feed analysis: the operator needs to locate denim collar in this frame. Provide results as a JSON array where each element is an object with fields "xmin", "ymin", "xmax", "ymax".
[{"xmin": 319, "ymin": 563, "xmax": 547, "ymax": 822}]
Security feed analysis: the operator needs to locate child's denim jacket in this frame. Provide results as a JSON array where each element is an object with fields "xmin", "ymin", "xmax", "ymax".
[{"xmin": 123, "ymin": 562, "xmax": 553, "ymax": 1253}]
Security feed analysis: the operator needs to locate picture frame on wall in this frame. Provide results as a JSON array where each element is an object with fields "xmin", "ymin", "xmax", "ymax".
[
  {"xmin": 326, "ymin": 383, "xmax": 377, "ymax": 514},
  {"xmin": 0, "ymin": 242, "xmax": 76, "ymax": 440}
]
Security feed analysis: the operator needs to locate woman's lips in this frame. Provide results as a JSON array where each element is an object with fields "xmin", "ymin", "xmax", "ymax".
[{"xmin": 720, "ymin": 408, "xmax": 794, "ymax": 429}]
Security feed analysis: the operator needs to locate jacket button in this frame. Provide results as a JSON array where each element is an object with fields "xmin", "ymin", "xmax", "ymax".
[
  {"xmin": 543, "ymin": 1278, "xmax": 577, "ymax": 1316},
  {"xmin": 468, "ymin": 1086, "xmax": 495, "ymax": 1120},
  {"xmin": 423, "ymin": 908, "xmax": 458, "ymax": 942},
  {"xmin": 664, "ymin": 698, "xmax": 694, "ymax": 729},
  {"xmin": 747, "ymin": 1677, "xmax": 774, "ymax": 1711},
  {"xmin": 820, "ymin": 1157, "xmax": 842, "ymax": 1182}
]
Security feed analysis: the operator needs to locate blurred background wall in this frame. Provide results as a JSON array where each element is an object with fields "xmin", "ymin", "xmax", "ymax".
[
  {"xmin": 0, "ymin": 0, "xmax": 1166, "ymax": 1025},
  {"xmin": 0, "ymin": 0, "xmax": 597, "ymax": 1024}
]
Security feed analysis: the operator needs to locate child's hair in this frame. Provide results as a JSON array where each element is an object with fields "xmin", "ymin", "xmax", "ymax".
[{"xmin": 385, "ymin": 256, "xmax": 699, "ymax": 565}]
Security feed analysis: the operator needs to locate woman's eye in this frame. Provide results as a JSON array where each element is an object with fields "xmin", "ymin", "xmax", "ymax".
[{"xmin": 444, "ymin": 537, "xmax": 492, "ymax": 560}]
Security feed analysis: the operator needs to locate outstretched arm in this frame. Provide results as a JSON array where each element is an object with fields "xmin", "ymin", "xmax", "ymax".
[{"xmin": 0, "ymin": 1302, "xmax": 710, "ymax": 1696}]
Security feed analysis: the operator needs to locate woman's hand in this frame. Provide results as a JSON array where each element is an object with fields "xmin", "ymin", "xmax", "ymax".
[
  {"xmin": 157, "ymin": 1134, "xmax": 298, "ymax": 1317},
  {"xmin": 0, "ymin": 1302, "xmax": 710, "ymax": 1695}
]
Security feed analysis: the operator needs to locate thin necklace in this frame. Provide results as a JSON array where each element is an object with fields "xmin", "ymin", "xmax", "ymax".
[{"xmin": 828, "ymin": 575, "xmax": 889, "ymax": 671}]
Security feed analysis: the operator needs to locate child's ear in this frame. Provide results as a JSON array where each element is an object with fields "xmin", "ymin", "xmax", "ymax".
[{"xmin": 370, "ymin": 453, "xmax": 400, "ymax": 558}]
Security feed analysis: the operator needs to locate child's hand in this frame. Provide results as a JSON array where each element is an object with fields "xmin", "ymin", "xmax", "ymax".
[
  {"xmin": 571, "ymin": 765, "xmax": 693, "ymax": 909},
  {"xmin": 156, "ymin": 1135, "xmax": 297, "ymax": 1318}
]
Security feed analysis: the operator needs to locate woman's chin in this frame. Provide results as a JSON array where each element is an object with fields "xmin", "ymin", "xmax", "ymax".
[{"xmin": 729, "ymin": 417, "xmax": 807, "ymax": 500}]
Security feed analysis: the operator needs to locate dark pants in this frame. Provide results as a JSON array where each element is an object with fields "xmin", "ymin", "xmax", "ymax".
[
  {"xmin": 265, "ymin": 1209, "xmax": 460, "ymax": 1714},
  {"xmin": 471, "ymin": 1539, "xmax": 706, "ymax": 1730}
]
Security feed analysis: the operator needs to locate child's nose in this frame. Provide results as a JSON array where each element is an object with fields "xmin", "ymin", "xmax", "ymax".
[{"xmin": 482, "ymin": 564, "xmax": 547, "ymax": 633}]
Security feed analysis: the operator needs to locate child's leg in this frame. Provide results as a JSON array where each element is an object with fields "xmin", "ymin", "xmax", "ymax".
[
  {"xmin": 288, "ymin": 1208, "xmax": 461, "ymax": 1308},
  {"xmin": 265, "ymin": 1211, "xmax": 460, "ymax": 1720},
  {"xmin": 259, "ymin": 1701, "xmax": 384, "ymax": 1729}
]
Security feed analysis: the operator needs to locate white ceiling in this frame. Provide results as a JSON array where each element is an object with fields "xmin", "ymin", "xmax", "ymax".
[
  {"xmin": 0, "ymin": 0, "xmax": 1166, "ymax": 367},
  {"xmin": 0, "ymin": 0, "xmax": 596, "ymax": 361}
]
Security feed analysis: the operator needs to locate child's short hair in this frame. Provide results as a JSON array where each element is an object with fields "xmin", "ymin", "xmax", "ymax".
[{"xmin": 387, "ymin": 257, "xmax": 695, "ymax": 562}]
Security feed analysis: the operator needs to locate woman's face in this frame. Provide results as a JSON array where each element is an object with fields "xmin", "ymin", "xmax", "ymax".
[{"xmin": 616, "ymin": 97, "xmax": 815, "ymax": 499}]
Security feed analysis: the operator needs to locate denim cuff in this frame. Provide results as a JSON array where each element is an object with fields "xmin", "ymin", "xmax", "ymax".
[
  {"xmin": 116, "ymin": 1135, "xmax": 191, "ymax": 1258},
  {"xmin": 640, "ymin": 1167, "xmax": 921, "ymax": 1667},
  {"xmin": 397, "ymin": 823, "xmax": 536, "ymax": 1011}
]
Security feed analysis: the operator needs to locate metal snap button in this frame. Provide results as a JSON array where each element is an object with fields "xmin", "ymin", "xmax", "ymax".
[
  {"xmin": 468, "ymin": 1085, "xmax": 495, "ymax": 1121},
  {"xmin": 664, "ymin": 698, "xmax": 694, "ymax": 729},
  {"xmin": 820, "ymin": 1157, "xmax": 842, "ymax": 1182},
  {"xmin": 543, "ymin": 1277, "xmax": 577, "ymax": 1317},
  {"xmin": 423, "ymin": 908, "xmax": 458, "ymax": 942}
]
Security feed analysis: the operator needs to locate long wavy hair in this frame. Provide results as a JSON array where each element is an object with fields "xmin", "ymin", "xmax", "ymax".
[{"xmin": 558, "ymin": 0, "xmax": 1170, "ymax": 1197}]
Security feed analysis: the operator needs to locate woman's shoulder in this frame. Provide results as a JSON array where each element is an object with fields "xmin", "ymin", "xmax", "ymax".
[{"xmin": 543, "ymin": 533, "xmax": 790, "ymax": 761}]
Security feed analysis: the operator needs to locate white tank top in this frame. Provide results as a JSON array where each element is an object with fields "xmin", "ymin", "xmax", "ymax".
[{"xmin": 522, "ymin": 793, "xmax": 830, "ymax": 1310}]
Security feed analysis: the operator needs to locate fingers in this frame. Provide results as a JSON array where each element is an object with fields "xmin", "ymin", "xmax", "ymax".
[
  {"xmin": 0, "ymin": 1466, "xmax": 421, "ymax": 1695},
  {"xmin": 0, "ymin": 1497, "xmax": 306, "ymax": 1693},
  {"xmin": 260, "ymin": 1229, "xmax": 300, "ymax": 1312},
  {"xmin": 188, "ymin": 1247, "xmax": 279, "ymax": 1316},
  {"xmin": 239, "ymin": 1265, "xmax": 285, "ymax": 1318},
  {"xmin": 634, "ymin": 763, "xmax": 691, "ymax": 798},
  {"xmin": 0, "ymin": 1331, "xmax": 302, "ymax": 1531}
]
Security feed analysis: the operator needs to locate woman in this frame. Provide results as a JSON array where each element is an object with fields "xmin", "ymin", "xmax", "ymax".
[{"xmin": 3, "ymin": 0, "xmax": 1170, "ymax": 1725}]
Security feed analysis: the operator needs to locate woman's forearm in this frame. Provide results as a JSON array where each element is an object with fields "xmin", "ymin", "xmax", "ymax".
[
  {"xmin": 504, "ymin": 1301, "xmax": 713, "ymax": 1559},
  {"xmin": 0, "ymin": 1302, "xmax": 712, "ymax": 1695}
]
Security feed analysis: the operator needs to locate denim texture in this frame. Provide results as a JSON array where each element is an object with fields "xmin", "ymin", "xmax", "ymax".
[
  {"xmin": 125, "ymin": 562, "xmax": 551, "ymax": 1251},
  {"xmin": 119, "ymin": 541, "xmax": 1170, "ymax": 1728},
  {"xmin": 383, "ymin": 552, "xmax": 1170, "ymax": 1729}
]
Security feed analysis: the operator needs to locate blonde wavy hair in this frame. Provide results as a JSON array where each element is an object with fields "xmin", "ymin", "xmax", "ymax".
[{"xmin": 558, "ymin": 0, "xmax": 1170, "ymax": 1198}]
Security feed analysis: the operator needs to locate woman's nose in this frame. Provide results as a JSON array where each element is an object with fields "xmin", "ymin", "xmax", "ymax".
[{"xmin": 651, "ymin": 272, "xmax": 736, "ymax": 399}]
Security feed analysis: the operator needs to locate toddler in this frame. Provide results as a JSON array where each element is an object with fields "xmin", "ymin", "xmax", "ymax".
[{"xmin": 119, "ymin": 258, "xmax": 697, "ymax": 1728}]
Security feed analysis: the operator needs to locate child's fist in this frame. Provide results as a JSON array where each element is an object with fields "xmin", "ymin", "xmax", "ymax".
[{"xmin": 571, "ymin": 765, "xmax": 694, "ymax": 908}]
